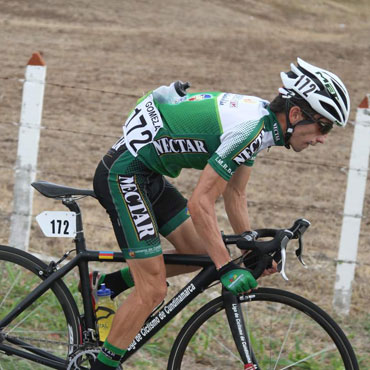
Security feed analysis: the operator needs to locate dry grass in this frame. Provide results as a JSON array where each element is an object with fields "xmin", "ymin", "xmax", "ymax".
[{"xmin": 0, "ymin": 0, "xmax": 369, "ymax": 364}]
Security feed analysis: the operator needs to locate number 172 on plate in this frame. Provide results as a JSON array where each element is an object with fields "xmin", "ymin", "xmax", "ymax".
[{"xmin": 36, "ymin": 211, "xmax": 76, "ymax": 238}]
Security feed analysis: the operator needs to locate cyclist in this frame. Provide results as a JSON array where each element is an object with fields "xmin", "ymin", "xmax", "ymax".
[{"xmin": 90, "ymin": 58, "xmax": 350, "ymax": 369}]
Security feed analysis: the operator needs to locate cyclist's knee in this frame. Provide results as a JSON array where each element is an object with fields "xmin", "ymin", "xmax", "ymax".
[
  {"xmin": 133, "ymin": 279, "xmax": 167, "ymax": 308},
  {"xmin": 128, "ymin": 257, "xmax": 167, "ymax": 307}
]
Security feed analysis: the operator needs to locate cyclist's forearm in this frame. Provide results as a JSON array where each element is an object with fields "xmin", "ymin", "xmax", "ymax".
[
  {"xmin": 188, "ymin": 198, "xmax": 230, "ymax": 269},
  {"xmin": 224, "ymin": 189, "xmax": 251, "ymax": 234},
  {"xmin": 223, "ymin": 165, "xmax": 253, "ymax": 234}
]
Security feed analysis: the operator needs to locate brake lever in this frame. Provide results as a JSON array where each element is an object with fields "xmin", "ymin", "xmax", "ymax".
[
  {"xmin": 295, "ymin": 235, "xmax": 308, "ymax": 268},
  {"xmin": 293, "ymin": 219, "xmax": 310, "ymax": 268},
  {"xmin": 277, "ymin": 230, "xmax": 293, "ymax": 281}
]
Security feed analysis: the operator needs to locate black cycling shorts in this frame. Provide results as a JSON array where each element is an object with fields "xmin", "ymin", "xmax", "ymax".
[{"xmin": 93, "ymin": 146, "xmax": 189, "ymax": 260}]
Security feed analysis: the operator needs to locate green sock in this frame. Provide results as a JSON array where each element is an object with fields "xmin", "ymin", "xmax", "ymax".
[
  {"xmin": 95, "ymin": 340, "xmax": 126, "ymax": 368},
  {"xmin": 98, "ymin": 267, "xmax": 134, "ymax": 298}
]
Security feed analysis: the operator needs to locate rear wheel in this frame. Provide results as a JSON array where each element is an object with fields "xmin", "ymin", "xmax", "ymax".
[
  {"xmin": 0, "ymin": 245, "xmax": 81, "ymax": 369},
  {"xmin": 168, "ymin": 287, "xmax": 358, "ymax": 369}
]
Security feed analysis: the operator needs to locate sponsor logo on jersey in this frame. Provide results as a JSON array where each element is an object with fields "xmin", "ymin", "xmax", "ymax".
[
  {"xmin": 220, "ymin": 93, "xmax": 232, "ymax": 106},
  {"xmin": 118, "ymin": 176, "xmax": 156, "ymax": 241},
  {"xmin": 220, "ymin": 93, "xmax": 240, "ymax": 108},
  {"xmin": 215, "ymin": 156, "xmax": 235, "ymax": 177},
  {"xmin": 219, "ymin": 94, "xmax": 258, "ymax": 109},
  {"xmin": 153, "ymin": 137, "xmax": 208, "ymax": 156},
  {"xmin": 273, "ymin": 122, "xmax": 280, "ymax": 142},
  {"xmin": 232, "ymin": 129, "xmax": 265, "ymax": 165},
  {"xmin": 188, "ymin": 94, "xmax": 212, "ymax": 102}
]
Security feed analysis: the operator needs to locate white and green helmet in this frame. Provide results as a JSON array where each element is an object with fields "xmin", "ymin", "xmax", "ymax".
[{"xmin": 279, "ymin": 58, "xmax": 350, "ymax": 127}]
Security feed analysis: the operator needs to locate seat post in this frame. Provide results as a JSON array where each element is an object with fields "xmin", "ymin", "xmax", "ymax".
[
  {"xmin": 62, "ymin": 197, "xmax": 97, "ymax": 334},
  {"xmin": 62, "ymin": 198, "xmax": 86, "ymax": 253}
]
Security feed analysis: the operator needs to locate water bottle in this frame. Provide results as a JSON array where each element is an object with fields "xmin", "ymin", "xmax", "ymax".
[
  {"xmin": 152, "ymin": 80, "xmax": 191, "ymax": 104},
  {"xmin": 95, "ymin": 284, "xmax": 117, "ymax": 342}
]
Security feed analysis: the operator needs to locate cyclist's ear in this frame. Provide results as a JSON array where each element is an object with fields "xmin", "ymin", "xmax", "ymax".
[{"xmin": 289, "ymin": 106, "xmax": 303, "ymax": 125}]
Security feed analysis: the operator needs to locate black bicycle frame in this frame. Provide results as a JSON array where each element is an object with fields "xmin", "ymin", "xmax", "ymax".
[
  {"xmin": 0, "ymin": 249, "xmax": 255, "ymax": 368},
  {"xmin": 0, "ymin": 198, "xmax": 255, "ymax": 368},
  {"xmin": 0, "ymin": 249, "xmax": 212, "ymax": 367}
]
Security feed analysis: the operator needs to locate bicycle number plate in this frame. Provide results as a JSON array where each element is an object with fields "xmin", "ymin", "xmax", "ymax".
[{"xmin": 36, "ymin": 211, "xmax": 76, "ymax": 238}]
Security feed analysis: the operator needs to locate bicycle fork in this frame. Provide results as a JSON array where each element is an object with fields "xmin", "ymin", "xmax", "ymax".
[{"xmin": 223, "ymin": 289, "xmax": 259, "ymax": 370}]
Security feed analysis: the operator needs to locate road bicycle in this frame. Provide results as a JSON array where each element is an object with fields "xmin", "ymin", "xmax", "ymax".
[{"xmin": 0, "ymin": 180, "xmax": 359, "ymax": 369}]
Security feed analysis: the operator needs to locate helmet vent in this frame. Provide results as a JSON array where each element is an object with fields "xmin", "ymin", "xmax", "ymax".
[
  {"xmin": 320, "ymin": 101, "xmax": 342, "ymax": 123},
  {"xmin": 332, "ymin": 80, "xmax": 349, "ymax": 110}
]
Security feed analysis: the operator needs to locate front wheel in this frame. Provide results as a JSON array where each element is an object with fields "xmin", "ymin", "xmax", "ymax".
[
  {"xmin": 0, "ymin": 245, "xmax": 81, "ymax": 369},
  {"xmin": 168, "ymin": 287, "xmax": 358, "ymax": 370}
]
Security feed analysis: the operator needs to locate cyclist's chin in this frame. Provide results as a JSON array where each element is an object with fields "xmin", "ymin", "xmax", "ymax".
[
  {"xmin": 290, "ymin": 142, "xmax": 308, "ymax": 153},
  {"xmin": 290, "ymin": 145, "xmax": 302, "ymax": 153}
]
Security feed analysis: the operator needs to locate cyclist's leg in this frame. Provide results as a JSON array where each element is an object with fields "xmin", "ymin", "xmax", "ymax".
[
  {"xmin": 107, "ymin": 254, "xmax": 167, "ymax": 348},
  {"xmin": 149, "ymin": 176, "xmax": 207, "ymax": 275},
  {"xmin": 92, "ymin": 255, "xmax": 168, "ymax": 369},
  {"xmin": 92, "ymin": 152, "xmax": 169, "ymax": 368},
  {"xmin": 164, "ymin": 217, "xmax": 208, "ymax": 276},
  {"xmin": 93, "ymin": 165, "xmax": 204, "ymax": 293},
  {"xmin": 166, "ymin": 217, "xmax": 206, "ymax": 254},
  {"xmin": 92, "ymin": 150, "xmax": 163, "ymax": 283}
]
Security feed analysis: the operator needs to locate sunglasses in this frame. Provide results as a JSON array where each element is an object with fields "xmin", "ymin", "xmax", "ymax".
[
  {"xmin": 300, "ymin": 108, "xmax": 333, "ymax": 134},
  {"xmin": 316, "ymin": 120, "xmax": 333, "ymax": 134}
]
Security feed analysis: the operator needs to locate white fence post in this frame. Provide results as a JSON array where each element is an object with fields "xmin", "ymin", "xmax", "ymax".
[
  {"xmin": 333, "ymin": 94, "xmax": 370, "ymax": 315},
  {"xmin": 9, "ymin": 52, "xmax": 47, "ymax": 251}
]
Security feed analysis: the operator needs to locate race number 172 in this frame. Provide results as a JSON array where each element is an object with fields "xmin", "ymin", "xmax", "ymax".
[{"xmin": 36, "ymin": 211, "xmax": 77, "ymax": 238}]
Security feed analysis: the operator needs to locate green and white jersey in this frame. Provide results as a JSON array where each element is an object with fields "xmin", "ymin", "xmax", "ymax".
[{"xmin": 120, "ymin": 91, "xmax": 284, "ymax": 181}]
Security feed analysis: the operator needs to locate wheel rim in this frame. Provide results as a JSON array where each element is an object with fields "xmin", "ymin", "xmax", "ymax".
[
  {"xmin": 177, "ymin": 295, "xmax": 351, "ymax": 369},
  {"xmin": 0, "ymin": 256, "xmax": 77, "ymax": 369}
]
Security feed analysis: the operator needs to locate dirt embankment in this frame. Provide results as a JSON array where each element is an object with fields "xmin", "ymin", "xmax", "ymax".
[{"xmin": 1, "ymin": 0, "xmax": 369, "ymax": 363}]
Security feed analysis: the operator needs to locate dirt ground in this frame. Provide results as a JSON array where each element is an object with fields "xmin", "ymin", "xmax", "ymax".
[{"xmin": 1, "ymin": 0, "xmax": 370, "ymax": 366}]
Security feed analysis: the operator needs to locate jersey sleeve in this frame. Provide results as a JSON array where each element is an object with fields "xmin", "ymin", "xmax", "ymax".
[{"xmin": 208, "ymin": 120, "xmax": 264, "ymax": 181}]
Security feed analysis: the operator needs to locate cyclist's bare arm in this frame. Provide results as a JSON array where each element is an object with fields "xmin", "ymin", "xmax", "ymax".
[
  {"xmin": 188, "ymin": 164, "xmax": 231, "ymax": 269},
  {"xmin": 223, "ymin": 165, "xmax": 252, "ymax": 234},
  {"xmin": 223, "ymin": 165, "xmax": 278, "ymax": 276}
]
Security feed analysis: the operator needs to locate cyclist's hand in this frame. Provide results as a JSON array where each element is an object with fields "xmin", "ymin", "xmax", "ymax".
[
  {"xmin": 261, "ymin": 260, "xmax": 278, "ymax": 277},
  {"xmin": 241, "ymin": 231, "xmax": 278, "ymax": 277},
  {"xmin": 218, "ymin": 261, "xmax": 257, "ymax": 295}
]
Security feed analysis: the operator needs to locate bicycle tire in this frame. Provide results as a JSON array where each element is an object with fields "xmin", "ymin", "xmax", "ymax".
[
  {"xmin": 0, "ymin": 245, "xmax": 81, "ymax": 369},
  {"xmin": 168, "ymin": 287, "xmax": 358, "ymax": 370}
]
